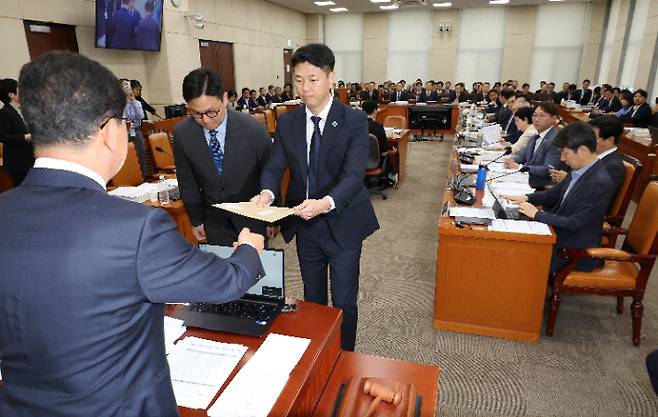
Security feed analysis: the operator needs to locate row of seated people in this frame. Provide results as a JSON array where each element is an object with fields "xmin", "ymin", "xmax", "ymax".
[{"xmin": 230, "ymin": 84, "xmax": 295, "ymax": 112}]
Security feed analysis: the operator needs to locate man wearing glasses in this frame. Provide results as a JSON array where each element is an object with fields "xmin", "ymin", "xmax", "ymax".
[
  {"xmin": 504, "ymin": 101, "xmax": 562, "ymax": 188},
  {"xmin": 174, "ymin": 68, "xmax": 272, "ymax": 245}
]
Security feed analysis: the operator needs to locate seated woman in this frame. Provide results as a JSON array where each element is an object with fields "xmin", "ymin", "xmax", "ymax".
[
  {"xmin": 612, "ymin": 89, "xmax": 634, "ymax": 119},
  {"xmin": 485, "ymin": 106, "xmax": 536, "ymax": 156}
]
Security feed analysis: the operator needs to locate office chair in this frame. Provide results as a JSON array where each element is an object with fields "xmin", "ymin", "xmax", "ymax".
[
  {"xmin": 263, "ymin": 109, "xmax": 276, "ymax": 137},
  {"xmin": 110, "ymin": 142, "xmax": 144, "ymax": 187},
  {"xmin": 365, "ymin": 134, "xmax": 388, "ymax": 200},
  {"xmin": 148, "ymin": 131, "xmax": 176, "ymax": 173},
  {"xmin": 251, "ymin": 112, "xmax": 267, "ymax": 126},
  {"xmin": 547, "ymin": 180, "xmax": 658, "ymax": 346},
  {"xmin": 383, "ymin": 115, "xmax": 408, "ymax": 129},
  {"xmin": 602, "ymin": 155, "xmax": 642, "ymax": 248}
]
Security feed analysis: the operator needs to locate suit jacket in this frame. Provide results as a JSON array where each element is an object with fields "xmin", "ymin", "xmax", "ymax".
[
  {"xmin": 260, "ymin": 101, "xmax": 379, "ymax": 247},
  {"xmin": 367, "ymin": 117, "xmax": 388, "ymax": 168},
  {"xmin": 0, "ymin": 168, "xmax": 264, "ymax": 417},
  {"xmin": 512, "ymin": 126, "xmax": 562, "ymax": 188},
  {"xmin": 281, "ymin": 92, "xmax": 292, "ymax": 102},
  {"xmin": 389, "ymin": 90, "xmax": 404, "ymax": 102},
  {"xmin": 360, "ymin": 90, "xmax": 379, "ymax": 103},
  {"xmin": 621, "ymin": 103, "xmax": 652, "ymax": 128},
  {"xmin": 419, "ymin": 90, "xmax": 438, "ymax": 102},
  {"xmin": 455, "ymin": 92, "xmax": 470, "ymax": 103},
  {"xmin": 109, "ymin": 7, "xmax": 138, "ymax": 49},
  {"xmin": 0, "ymin": 104, "xmax": 34, "ymax": 173},
  {"xmin": 528, "ymin": 159, "xmax": 613, "ymax": 271},
  {"xmin": 494, "ymin": 104, "xmax": 512, "ymax": 126},
  {"xmin": 173, "ymin": 110, "xmax": 272, "ymax": 241},
  {"xmin": 474, "ymin": 92, "xmax": 487, "ymax": 103},
  {"xmin": 257, "ymin": 95, "xmax": 269, "ymax": 107},
  {"xmin": 579, "ymin": 88, "xmax": 592, "ymax": 105},
  {"xmin": 600, "ymin": 150, "xmax": 626, "ymax": 207}
]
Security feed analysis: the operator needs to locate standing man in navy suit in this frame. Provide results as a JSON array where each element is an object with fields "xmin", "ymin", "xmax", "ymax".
[
  {"xmin": 0, "ymin": 51, "xmax": 265, "ymax": 417},
  {"xmin": 252, "ymin": 43, "xmax": 379, "ymax": 351},
  {"xmin": 0, "ymin": 78, "xmax": 34, "ymax": 186}
]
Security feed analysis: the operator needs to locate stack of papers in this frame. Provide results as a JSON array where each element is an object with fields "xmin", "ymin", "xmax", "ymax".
[
  {"xmin": 109, "ymin": 179, "xmax": 178, "ymax": 203},
  {"xmin": 448, "ymin": 207, "xmax": 496, "ymax": 220},
  {"xmin": 164, "ymin": 316, "xmax": 186, "ymax": 354},
  {"xmin": 481, "ymin": 124, "xmax": 502, "ymax": 145},
  {"xmin": 167, "ymin": 337, "xmax": 248, "ymax": 410},
  {"xmin": 207, "ymin": 333, "xmax": 310, "ymax": 417},
  {"xmin": 459, "ymin": 164, "xmax": 479, "ymax": 173},
  {"xmin": 489, "ymin": 220, "xmax": 552, "ymax": 235}
]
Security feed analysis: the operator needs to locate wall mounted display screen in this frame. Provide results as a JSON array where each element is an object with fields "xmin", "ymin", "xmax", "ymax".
[{"xmin": 96, "ymin": 0, "xmax": 164, "ymax": 52}]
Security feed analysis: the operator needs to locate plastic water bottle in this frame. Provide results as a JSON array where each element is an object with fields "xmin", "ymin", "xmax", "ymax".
[
  {"xmin": 476, "ymin": 164, "xmax": 487, "ymax": 190},
  {"xmin": 157, "ymin": 175, "xmax": 170, "ymax": 205}
]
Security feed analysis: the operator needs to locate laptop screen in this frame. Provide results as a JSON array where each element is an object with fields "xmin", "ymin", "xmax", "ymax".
[{"xmin": 199, "ymin": 245, "xmax": 284, "ymax": 299}]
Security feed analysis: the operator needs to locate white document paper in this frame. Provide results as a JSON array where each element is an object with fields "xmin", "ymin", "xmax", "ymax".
[
  {"xmin": 207, "ymin": 333, "xmax": 311, "ymax": 417},
  {"xmin": 481, "ymin": 124, "xmax": 502, "ymax": 145},
  {"xmin": 489, "ymin": 219, "xmax": 552, "ymax": 235},
  {"xmin": 459, "ymin": 164, "xmax": 479, "ymax": 173},
  {"xmin": 449, "ymin": 207, "xmax": 496, "ymax": 220},
  {"xmin": 167, "ymin": 337, "xmax": 248, "ymax": 410},
  {"xmin": 214, "ymin": 201, "xmax": 295, "ymax": 223}
]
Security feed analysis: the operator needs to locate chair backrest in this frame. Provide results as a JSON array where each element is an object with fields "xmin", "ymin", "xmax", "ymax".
[
  {"xmin": 252, "ymin": 112, "xmax": 266, "ymax": 125},
  {"xmin": 608, "ymin": 154, "xmax": 642, "ymax": 218},
  {"xmin": 626, "ymin": 181, "xmax": 658, "ymax": 256},
  {"xmin": 274, "ymin": 106, "xmax": 290, "ymax": 119},
  {"xmin": 336, "ymin": 87, "xmax": 349, "ymax": 104},
  {"xmin": 263, "ymin": 109, "xmax": 276, "ymax": 136},
  {"xmin": 383, "ymin": 115, "xmax": 407, "ymax": 129},
  {"xmin": 148, "ymin": 131, "xmax": 175, "ymax": 170},
  {"xmin": 366, "ymin": 134, "xmax": 380, "ymax": 171},
  {"xmin": 111, "ymin": 142, "xmax": 143, "ymax": 186}
]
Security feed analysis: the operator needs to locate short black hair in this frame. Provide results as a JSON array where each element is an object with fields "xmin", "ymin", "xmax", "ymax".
[
  {"xmin": 500, "ymin": 88, "xmax": 516, "ymax": 100},
  {"xmin": 548, "ymin": 82, "xmax": 555, "ymax": 87},
  {"xmin": 241, "ymin": 87, "xmax": 250, "ymax": 94},
  {"xmin": 568, "ymin": 84, "xmax": 577, "ymax": 90},
  {"xmin": 129, "ymin": 79, "xmax": 141, "ymax": 89},
  {"xmin": 634, "ymin": 89, "xmax": 648, "ymax": 98},
  {"xmin": 583, "ymin": 79, "xmax": 590, "ymax": 83},
  {"xmin": 536, "ymin": 101, "xmax": 559, "ymax": 117},
  {"xmin": 522, "ymin": 83, "xmax": 530, "ymax": 88},
  {"xmin": 436, "ymin": 81, "xmax": 444, "ymax": 86},
  {"xmin": 619, "ymin": 89, "xmax": 633, "ymax": 103},
  {"xmin": 589, "ymin": 115, "xmax": 623, "ymax": 145},
  {"xmin": 182, "ymin": 67, "xmax": 225, "ymax": 102},
  {"xmin": 362, "ymin": 100, "xmax": 378, "ymax": 115},
  {"xmin": 291, "ymin": 43, "xmax": 335, "ymax": 72},
  {"xmin": 0, "ymin": 78, "xmax": 18, "ymax": 105},
  {"xmin": 19, "ymin": 51, "xmax": 125, "ymax": 148},
  {"xmin": 553, "ymin": 121, "xmax": 597, "ymax": 153},
  {"xmin": 514, "ymin": 106, "xmax": 534, "ymax": 124}
]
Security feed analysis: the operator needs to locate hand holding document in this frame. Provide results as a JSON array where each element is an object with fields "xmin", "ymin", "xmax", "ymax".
[{"xmin": 214, "ymin": 201, "xmax": 295, "ymax": 223}]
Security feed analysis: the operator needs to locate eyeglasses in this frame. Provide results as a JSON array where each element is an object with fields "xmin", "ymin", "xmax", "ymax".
[
  {"xmin": 188, "ymin": 108, "xmax": 222, "ymax": 119},
  {"xmin": 99, "ymin": 116, "xmax": 130, "ymax": 130}
]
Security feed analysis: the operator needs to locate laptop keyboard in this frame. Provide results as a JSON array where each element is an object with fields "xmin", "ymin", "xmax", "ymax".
[{"xmin": 190, "ymin": 301, "xmax": 279, "ymax": 322}]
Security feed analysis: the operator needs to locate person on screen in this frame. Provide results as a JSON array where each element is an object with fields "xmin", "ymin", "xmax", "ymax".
[
  {"xmin": 110, "ymin": 0, "xmax": 139, "ymax": 49},
  {"xmin": 136, "ymin": 1, "xmax": 160, "ymax": 51}
]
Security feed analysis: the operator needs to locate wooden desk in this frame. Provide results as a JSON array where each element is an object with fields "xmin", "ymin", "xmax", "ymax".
[
  {"xmin": 144, "ymin": 199, "xmax": 198, "ymax": 244},
  {"xmin": 558, "ymin": 107, "xmax": 590, "ymax": 124},
  {"xmin": 387, "ymin": 129, "xmax": 410, "ymax": 187},
  {"xmin": 166, "ymin": 301, "xmax": 342, "ymax": 417},
  {"xmin": 433, "ymin": 141, "xmax": 556, "ymax": 342},
  {"xmin": 311, "ymin": 352, "xmax": 440, "ymax": 417},
  {"xmin": 377, "ymin": 104, "xmax": 460, "ymax": 135}
]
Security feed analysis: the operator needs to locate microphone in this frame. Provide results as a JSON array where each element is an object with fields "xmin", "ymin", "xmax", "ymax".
[
  {"xmin": 482, "ymin": 148, "xmax": 512, "ymax": 168},
  {"xmin": 485, "ymin": 166, "xmax": 528, "ymax": 183},
  {"xmin": 155, "ymin": 146, "xmax": 174, "ymax": 159}
]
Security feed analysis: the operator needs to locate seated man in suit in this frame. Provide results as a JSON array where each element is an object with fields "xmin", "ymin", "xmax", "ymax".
[
  {"xmin": 474, "ymin": 82, "xmax": 490, "ymax": 103},
  {"xmin": 490, "ymin": 88, "xmax": 516, "ymax": 125},
  {"xmin": 422, "ymin": 81, "xmax": 438, "ymax": 102},
  {"xmin": 174, "ymin": 68, "xmax": 273, "ymax": 245},
  {"xmin": 550, "ymin": 116, "xmax": 626, "ymax": 207},
  {"xmin": 621, "ymin": 89, "xmax": 653, "ymax": 127},
  {"xmin": 236, "ymin": 87, "xmax": 251, "ymax": 111},
  {"xmin": 281, "ymin": 83, "xmax": 293, "ymax": 101},
  {"xmin": 555, "ymin": 82, "xmax": 570, "ymax": 102},
  {"xmin": 505, "ymin": 122, "xmax": 613, "ymax": 274},
  {"xmin": 360, "ymin": 81, "xmax": 379, "ymax": 103},
  {"xmin": 592, "ymin": 87, "xmax": 622, "ymax": 114},
  {"xmin": 504, "ymin": 101, "xmax": 562, "ymax": 188},
  {"xmin": 256, "ymin": 87, "xmax": 270, "ymax": 107},
  {"xmin": 0, "ymin": 78, "xmax": 34, "ymax": 186},
  {"xmin": 362, "ymin": 100, "xmax": 389, "ymax": 168},
  {"xmin": 0, "ymin": 51, "xmax": 265, "ymax": 417},
  {"xmin": 411, "ymin": 81, "xmax": 424, "ymax": 102},
  {"xmin": 389, "ymin": 82, "xmax": 406, "ymax": 102},
  {"xmin": 579, "ymin": 79, "xmax": 593, "ymax": 105},
  {"xmin": 485, "ymin": 89, "xmax": 500, "ymax": 113}
]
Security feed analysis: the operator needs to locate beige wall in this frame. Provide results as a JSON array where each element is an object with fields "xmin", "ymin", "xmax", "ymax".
[
  {"xmin": 634, "ymin": 0, "xmax": 658, "ymax": 89},
  {"xmin": 605, "ymin": 0, "xmax": 633, "ymax": 85},
  {"xmin": 0, "ymin": 0, "xmax": 307, "ymax": 109},
  {"xmin": 500, "ymin": 6, "xmax": 537, "ymax": 83},
  {"xmin": 430, "ymin": 9, "xmax": 459, "ymax": 82},
  {"xmin": 579, "ymin": 0, "xmax": 606, "ymax": 81},
  {"xmin": 362, "ymin": 13, "xmax": 388, "ymax": 83}
]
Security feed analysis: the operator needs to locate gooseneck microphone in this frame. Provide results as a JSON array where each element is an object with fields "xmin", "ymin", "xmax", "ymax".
[
  {"xmin": 485, "ymin": 165, "xmax": 529, "ymax": 183},
  {"xmin": 482, "ymin": 148, "xmax": 512, "ymax": 168}
]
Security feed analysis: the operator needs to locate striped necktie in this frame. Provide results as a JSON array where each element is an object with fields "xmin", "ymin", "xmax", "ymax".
[{"xmin": 208, "ymin": 129, "xmax": 223, "ymax": 176}]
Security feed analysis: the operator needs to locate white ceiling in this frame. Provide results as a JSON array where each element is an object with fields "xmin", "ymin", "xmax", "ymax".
[{"xmin": 266, "ymin": 0, "xmax": 590, "ymax": 14}]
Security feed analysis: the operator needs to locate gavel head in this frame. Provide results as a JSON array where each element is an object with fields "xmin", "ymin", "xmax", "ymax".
[{"xmin": 363, "ymin": 380, "xmax": 402, "ymax": 405}]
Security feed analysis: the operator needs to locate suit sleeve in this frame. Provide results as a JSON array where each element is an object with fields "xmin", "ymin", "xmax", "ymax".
[
  {"xmin": 135, "ymin": 208, "xmax": 264, "ymax": 303},
  {"xmin": 0, "ymin": 111, "xmax": 27, "ymax": 144},
  {"xmin": 173, "ymin": 127, "xmax": 204, "ymax": 226},
  {"xmin": 533, "ymin": 181, "xmax": 610, "ymax": 233},
  {"xmin": 256, "ymin": 122, "xmax": 273, "ymax": 175},
  {"xmin": 327, "ymin": 111, "xmax": 370, "ymax": 214},
  {"xmin": 527, "ymin": 180, "xmax": 564, "ymax": 208},
  {"xmin": 527, "ymin": 142, "xmax": 561, "ymax": 179},
  {"xmin": 260, "ymin": 125, "xmax": 289, "ymax": 202}
]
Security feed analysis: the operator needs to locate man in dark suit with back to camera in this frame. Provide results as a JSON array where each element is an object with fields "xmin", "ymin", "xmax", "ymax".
[
  {"xmin": 135, "ymin": 0, "xmax": 160, "ymax": 51},
  {"xmin": 0, "ymin": 51, "xmax": 265, "ymax": 417},
  {"xmin": 0, "ymin": 78, "xmax": 34, "ymax": 186},
  {"xmin": 174, "ymin": 68, "xmax": 273, "ymax": 246},
  {"xmin": 252, "ymin": 43, "xmax": 379, "ymax": 351},
  {"xmin": 505, "ymin": 122, "xmax": 613, "ymax": 274},
  {"xmin": 505, "ymin": 101, "xmax": 562, "ymax": 188},
  {"xmin": 109, "ymin": 0, "xmax": 139, "ymax": 49}
]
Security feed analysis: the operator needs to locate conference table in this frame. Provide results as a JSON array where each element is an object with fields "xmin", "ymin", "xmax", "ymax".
[
  {"xmin": 559, "ymin": 106, "xmax": 658, "ymax": 201},
  {"xmin": 433, "ymin": 139, "xmax": 556, "ymax": 343}
]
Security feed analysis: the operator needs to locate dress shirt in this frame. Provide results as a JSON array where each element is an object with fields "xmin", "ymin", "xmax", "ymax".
[
  {"xmin": 597, "ymin": 147, "xmax": 617, "ymax": 160},
  {"xmin": 33, "ymin": 157, "xmax": 107, "ymax": 190},
  {"xmin": 562, "ymin": 158, "xmax": 597, "ymax": 203},
  {"xmin": 204, "ymin": 111, "xmax": 228, "ymax": 152},
  {"xmin": 124, "ymin": 100, "xmax": 144, "ymax": 137}
]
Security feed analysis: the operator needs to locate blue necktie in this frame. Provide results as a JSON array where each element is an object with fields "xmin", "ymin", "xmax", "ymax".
[
  {"xmin": 208, "ymin": 129, "xmax": 223, "ymax": 176},
  {"xmin": 308, "ymin": 116, "xmax": 322, "ymax": 198}
]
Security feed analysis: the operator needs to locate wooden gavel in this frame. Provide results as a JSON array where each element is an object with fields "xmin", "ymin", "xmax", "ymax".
[{"xmin": 360, "ymin": 379, "xmax": 402, "ymax": 417}]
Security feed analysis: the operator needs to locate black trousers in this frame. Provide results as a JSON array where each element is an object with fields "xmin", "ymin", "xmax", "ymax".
[
  {"xmin": 647, "ymin": 349, "xmax": 658, "ymax": 395},
  {"xmin": 296, "ymin": 218, "xmax": 362, "ymax": 351}
]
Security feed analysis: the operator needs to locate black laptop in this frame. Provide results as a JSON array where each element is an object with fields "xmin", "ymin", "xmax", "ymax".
[
  {"xmin": 175, "ymin": 245, "xmax": 285, "ymax": 337},
  {"xmin": 489, "ymin": 186, "xmax": 530, "ymax": 221}
]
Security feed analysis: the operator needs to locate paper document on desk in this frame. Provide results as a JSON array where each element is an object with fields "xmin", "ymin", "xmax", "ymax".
[
  {"xmin": 214, "ymin": 201, "xmax": 295, "ymax": 223},
  {"xmin": 489, "ymin": 219, "xmax": 551, "ymax": 235},
  {"xmin": 164, "ymin": 316, "xmax": 186, "ymax": 355},
  {"xmin": 207, "ymin": 333, "xmax": 310, "ymax": 417},
  {"xmin": 482, "ymin": 124, "xmax": 502, "ymax": 145},
  {"xmin": 167, "ymin": 337, "xmax": 248, "ymax": 410},
  {"xmin": 449, "ymin": 207, "xmax": 496, "ymax": 219}
]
